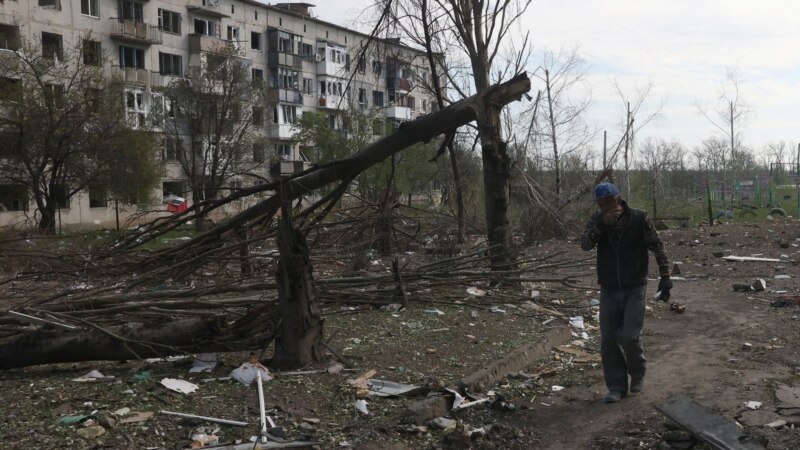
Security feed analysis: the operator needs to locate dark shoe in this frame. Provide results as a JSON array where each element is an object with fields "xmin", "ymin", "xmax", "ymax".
[
  {"xmin": 630, "ymin": 379, "xmax": 644, "ymax": 395},
  {"xmin": 604, "ymin": 391, "xmax": 625, "ymax": 403}
]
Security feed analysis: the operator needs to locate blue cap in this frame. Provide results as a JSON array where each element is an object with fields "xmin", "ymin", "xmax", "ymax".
[{"xmin": 593, "ymin": 182, "xmax": 620, "ymax": 200}]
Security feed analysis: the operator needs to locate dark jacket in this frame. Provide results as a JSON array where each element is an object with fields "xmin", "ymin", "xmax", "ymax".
[{"xmin": 581, "ymin": 200, "xmax": 670, "ymax": 288}]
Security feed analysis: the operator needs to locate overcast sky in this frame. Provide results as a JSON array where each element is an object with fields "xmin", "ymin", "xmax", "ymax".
[{"xmin": 298, "ymin": 1, "xmax": 800, "ymax": 157}]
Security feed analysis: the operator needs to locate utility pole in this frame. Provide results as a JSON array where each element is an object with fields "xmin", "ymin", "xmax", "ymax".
[
  {"xmin": 602, "ymin": 130, "xmax": 607, "ymax": 169},
  {"xmin": 624, "ymin": 102, "xmax": 632, "ymax": 200},
  {"xmin": 729, "ymin": 101, "xmax": 736, "ymax": 210},
  {"xmin": 796, "ymin": 142, "xmax": 800, "ymax": 218}
]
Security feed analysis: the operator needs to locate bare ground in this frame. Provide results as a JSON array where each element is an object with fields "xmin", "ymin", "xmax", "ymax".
[{"xmin": 0, "ymin": 221, "xmax": 799, "ymax": 449}]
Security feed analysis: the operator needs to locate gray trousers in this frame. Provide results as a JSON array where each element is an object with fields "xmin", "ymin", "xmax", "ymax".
[{"xmin": 599, "ymin": 284, "xmax": 647, "ymax": 392}]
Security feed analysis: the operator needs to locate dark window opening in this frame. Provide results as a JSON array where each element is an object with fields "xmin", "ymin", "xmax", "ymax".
[
  {"xmin": 42, "ymin": 32, "xmax": 63, "ymax": 61},
  {"xmin": 119, "ymin": 0, "xmax": 144, "ymax": 22},
  {"xmin": 159, "ymin": 52, "xmax": 182, "ymax": 75},
  {"xmin": 250, "ymin": 31, "xmax": 261, "ymax": 51},
  {"xmin": 0, "ymin": 24, "xmax": 20, "ymax": 51},
  {"xmin": 119, "ymin": 45, "xmax": 145, "ymax": 69},
  {"xmin": 82, "ymin": 39, "xmax": 101, "ymax": 66},
  {"xmin": 158, "ymin": 9, "xmax": 181, "ymax": 34},
  {"xmin": 0, "ymin": 184, "xmax": 28, "ymax": 211},
  {"xmin": 89, "ymin": 186, "xmax": 107, "ymax": 208},
  {"xmin": 51, "ymin": 184, "xmax": 69, "ymax": 209}
]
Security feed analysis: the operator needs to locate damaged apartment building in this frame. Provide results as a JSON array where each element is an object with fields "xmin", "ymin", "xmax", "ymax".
[{"xmin": 0, "ymin": 0, "xmax": 439, "ymax": 228}]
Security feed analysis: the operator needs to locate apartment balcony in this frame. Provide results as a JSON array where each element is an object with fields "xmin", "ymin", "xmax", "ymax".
[
  {"xmin": 317, "ymin": 94, "xmax": 348, "ymax": 110},
  {"xmin": 267, "ymin": 51, "xmax": 302, "ymax": 69},
  {"xmin": 269, "ymin": 123, "xmax": 298, "ymax": 140},
  {"xmin": 150, "ymin": 71, "xmax": 184, "ymax": 89},
  {"xmin": 188, "ymin": 34, "xmax": 230, "ymax": 54},
  {"xmin": 110, "ymin": 19, "xmax": 162, "ymax": 45},
  {"xmin": 271, "ymin": 160, "xmax": 313, "ymax": 177},
  {"xmin": 269, "ymin": 88, "xmax": 302, "ymax": 105},
  {"xmin": 316, "ymin": 59, "xmax": 346, "ymax": 77},
  {"xmin": 186, "ymin": 1, "xmax": 231, "ymax": 19},
  {"xmin": 385, "ymin": 105, "xmax": 412, "ymax": 120},
  {"xmin": 115, "ymin": 67, "xmax": 149, "ymax": 86}
]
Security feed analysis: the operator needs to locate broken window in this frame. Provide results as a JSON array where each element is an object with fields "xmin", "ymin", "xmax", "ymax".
[
  {"xmin": 0, "ymin": 77, "xmax": 22, "ymax": 103},
  {"xmin": 358, "ymin": 88, "xmax": 367, "ymax": 106},
  {"xmin": 372, "ymin": 60, "xmax": 382, "ymax": 76},
  {"xmin": 250, "ymin": 31, "xmax": 262, "ymax": 51},
  {"xmin": 0, "ymin": 184, "xmax": 28, "ymax": 212},
  {"xmin": 194, "ymin": 18, "xmax": 220, "ymax": 38},
  {"xmin": 42, "ymin": 32, "xmax": 63, "ymax": 61},
  {"xmin": 88, "ymin": 186, "xmax": 107, "ymax": 208},
  {"xmin": 82, "ymin": 39, "xmax": 101, "ymax": 66},
  {"xmin": 51, "ymin": 184, "xmax": 69, "ymax": 209},
  {"xmin": 357, "ymin": 55, "xmax": 366, "ymax": 73},
  {"xmin": 0, "ymin": 23, "xmax": 20, "ymax": 51},
  {"xmin": 38, "ymin": 0, "xmax": 60, "ymax": 9}
]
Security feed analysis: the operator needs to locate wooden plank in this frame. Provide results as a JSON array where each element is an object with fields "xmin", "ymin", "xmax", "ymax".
[{"xmin": 655, "ymin": 395, "xmax": 765, "ymax": 450}]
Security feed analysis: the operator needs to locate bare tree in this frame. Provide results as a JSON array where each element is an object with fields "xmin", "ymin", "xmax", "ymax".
[
  {"xmin": 163, "ymin": 44, "xmax": 268, "ymax": 232},
  {"xmin": 609, "ymin": 80, "xmax": 663, "ymax": 200},
  {"xmin": 638, "ymin": 137, "xmax": 685, "ymax": 218},
  {"xmin": 532, "ymin": 49, "xmax": 592, "ymax": 202},
  {"xmin": 0, "ymin": 33, "xmax": 160, "ymax": 232},
  {"xmin": 697, "ymin": 69, "xmax": 750, "ymax": 210}
]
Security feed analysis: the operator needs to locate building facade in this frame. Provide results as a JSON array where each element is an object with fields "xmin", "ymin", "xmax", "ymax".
[{"xmin": 0, "ymin": 0, "xmax": 438, "ymax": 229}]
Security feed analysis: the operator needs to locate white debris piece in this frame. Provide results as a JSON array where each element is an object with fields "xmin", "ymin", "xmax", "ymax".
[
  {"xmin": 355, "ymin": 399, "xmax": 369, "ymax": 415},
  {"xmin": 467, "ymin": 286, "xmax": 486, "ymax": 297},
  {"xmin": 745, "ymin": 401, "xmax": 762, "ymax": 410},
  {"xmin": 230, "ymin": 362, "xmax": 273, "ymax": 386},
  {"xmin": 160, "ymin": 378, "xmax": 199, "ymax": 395},
  {"xmin": 569, "ymin": 316, "xmax": 585, "ymax": 329},
  {"xmin": 551, "ymin": 385, "xmax": 565, "ymax": 392},
  {"xmin": 72, "ymin": 370, "xmax": 115, "ymax": 382},
  {"xmin": 189, "ymin": 353, "xmax": 218, "ymax": 373}
]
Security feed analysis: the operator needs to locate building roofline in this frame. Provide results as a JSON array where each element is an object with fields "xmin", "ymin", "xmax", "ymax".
[{"xmin": 243, "ymin": 1, "xmax": 426, "ymax": 56}]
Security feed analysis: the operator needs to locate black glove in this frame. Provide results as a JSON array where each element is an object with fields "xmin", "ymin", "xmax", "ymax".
[{"xmin": 657, "ymin": 276, "xmax": 673, "ymax": 302}]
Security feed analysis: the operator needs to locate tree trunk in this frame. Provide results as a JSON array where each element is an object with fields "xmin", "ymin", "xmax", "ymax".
[
  {"xmin": 420, "ymin": 0, "xmax": 465, "ymax": 244},
  {"xmin": 448, "ymin": 144, "xmax": 466, "ymax": 243},
  {"xmin": 194, "ymin": 188, "xmax": 207, "ymax": 233},
  {"xmin": 236, "ymin": 223, "xmax": 253, "ymax": 275},
  {"xmin": 38, "ymin": 204, "xmax": 57, "ymax": 232},
  {"xmin": 545, "ymin": 69, "xmax": 560, "ymax": 201},
  {"xmin": 0, "ymin": 305, "xmax": 280, "ymax": 370},
  {"xmin": 271, "ymin": 208, "xmax": 324, "ymax": 369}
]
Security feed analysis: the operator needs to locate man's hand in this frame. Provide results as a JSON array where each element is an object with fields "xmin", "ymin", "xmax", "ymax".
[
  {"xmin": 657, "ymin": 276, "xmax": 673, "ymax": 302},
  {"xmin": 601, "ymin": 205, "xmax": 623, "ymax": 225}
]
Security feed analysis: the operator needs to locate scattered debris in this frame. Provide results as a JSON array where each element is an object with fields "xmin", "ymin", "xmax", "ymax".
[
  {"xmin": 745, "ymin": 401, "xmax": 762, "ymax": 410},
  {"xmin": 428, "ymin": 417, "xmax": 456, "ymax": 431},
  {"xmin": 189, "ymin": 353, "xmax": 218, "ymax": 373},
  {"xmin": 55, "ymin": 414, "xmax": 94, "ymax": 426},
  {"xmin": 159, "ymin": 410, "xmax": 248, "ymax": 427},
  {"xmin": 656, "ymin": 394, "xmax": 765, "ymax": 450},
  {"xmin": 554, "ymin": 345, "xmax": 600, "ymax": 362},
  {"xmin": 72, "ymin": 369, "xmax": 114, "ymax": 382},
  {"xmin": 733, "ymin": 284, "xmax": 752, "ymax": 292},
  {"xmin": 160, "ymin": 378, "xmax": 199, "ymax": 395},
  {"xmin": 724, "ymin": 256, "xmax": 781, "ymax": 262},
  {"xmin": 765, "ymin": 419, "xmax": 786, "ymax": 428},
  {"xmin": 119, "ymin": 411, "xmax": 154, "ymax": 424},
  {"xmin": 466, "ymin": 287, "xmax": 486, "ymax": 297},
  {"xmin": 551, "ymin": 385, "xmax": 565, "ymax": 392},
  {"xmin": 76, "ymin": 425, "xmax": 106, "ymax": 439},
  {"xmin": 569, "ymin": 316, "xmax": 584, "ymax": 329},
  {"xmin": 774, "ymin": 274, "xmax": 791, "ymax": 279},
  {"xmin": 355, "ymin": 399, "xmax": 369, "ymax": 415},
  {"xmin": 230, "ymin": 358, "xmax": 272, "ymax": 386},
  {"xmin": 670, "ymin": 302, "xmax": 686, "ymax": 314},
  {"xmin": 752, "ymin": 279, "xmax": 767, "ymax": 292},
  {"xmin": 367, "ymin": 379, "xmax": 425, "ymax": 397}
]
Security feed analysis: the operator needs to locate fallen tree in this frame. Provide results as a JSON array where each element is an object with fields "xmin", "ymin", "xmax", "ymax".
[{"xmin": 0, "ymin": 73, "xmax": 531, "ymax": 370}]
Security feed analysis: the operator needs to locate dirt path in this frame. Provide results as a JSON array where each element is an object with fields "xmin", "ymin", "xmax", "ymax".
[{"xmin": 511, "ymin": 255, "xmax": 800, "ymax": 448}]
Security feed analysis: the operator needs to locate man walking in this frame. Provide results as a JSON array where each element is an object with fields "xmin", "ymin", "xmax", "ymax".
[{"xmin": 581, "ymin": 182, "xmax": 672, "ymax": 403}]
